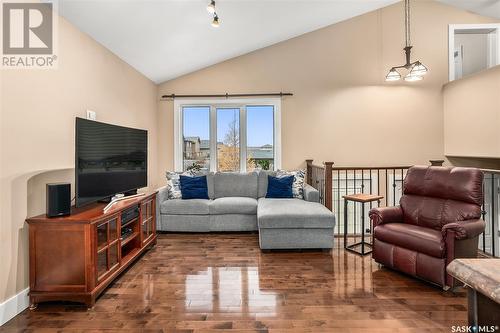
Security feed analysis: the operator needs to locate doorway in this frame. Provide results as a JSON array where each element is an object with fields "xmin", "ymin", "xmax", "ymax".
[{"xmin": 449, "ymin": 24, "xmax": 500, "ymax": 81}]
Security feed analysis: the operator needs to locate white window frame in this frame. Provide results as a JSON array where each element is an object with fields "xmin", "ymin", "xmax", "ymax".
[
  {"xmin": 448, "ymin": 24, "xmax": 500, "ymax": 81},
  {"xmin": 173, "ymin": 98, "xmax": 281, "ymax": 172}
]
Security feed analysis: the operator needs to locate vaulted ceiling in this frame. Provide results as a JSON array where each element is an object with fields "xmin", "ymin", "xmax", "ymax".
[{"xmin": 57, "ymin": 0, "xmax": 500, "ymax": 84}]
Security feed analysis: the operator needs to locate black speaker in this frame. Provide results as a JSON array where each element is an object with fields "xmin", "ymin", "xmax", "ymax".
[{"xmin": 46, "ymin": 183, "xmax": 71, "ymax": 217}]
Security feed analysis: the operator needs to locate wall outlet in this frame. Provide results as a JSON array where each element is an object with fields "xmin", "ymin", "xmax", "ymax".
[{"xmin": 86, "ymin": 110, "xmax": 96, "ymax": 120}]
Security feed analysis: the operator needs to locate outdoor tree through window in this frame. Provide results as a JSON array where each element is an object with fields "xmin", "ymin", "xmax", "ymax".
[{"xmin": 217, "ymin": 108, "xmax": 241, "ymax": 172}]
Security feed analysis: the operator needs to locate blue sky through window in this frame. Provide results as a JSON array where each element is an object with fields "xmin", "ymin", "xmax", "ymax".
[
  {"xmin": 183, "ymin": 105, "xmax": 274, "ymax": 147},
  {"xmin": 183, "ymin": 106, "xmax": 209, "ymax": 140},
  {"xmin": 247, "ymin": 106, "xmax": 274, "ymax": 147}
]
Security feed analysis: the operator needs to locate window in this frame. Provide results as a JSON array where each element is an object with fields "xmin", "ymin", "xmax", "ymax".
[
  {"xmin": 174, "ymin": 99, "xmax": 281, "ymax": 172},
  {"xmin": 449, "ymin": 24, "xmax": 500, "ymax": 81},
  {"xmin": 217, "ymin": 108, "xmax": 240, "ymax": 172},
  {"xmin": 247, "ymin": 106, "xmax": 274, "ymax": 171},
  {"xmin": 182, "ymin": 106, "xmax": 210, "ymax": 171}
]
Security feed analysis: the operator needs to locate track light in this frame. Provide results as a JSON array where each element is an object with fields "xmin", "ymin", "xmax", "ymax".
[
  {"xmin": 207, "ymin": 0, "xmax": 216, "ymax": 14},
  {"xmin": 211, "ymin": 13, "xmax": 220, "ymax": 27}
]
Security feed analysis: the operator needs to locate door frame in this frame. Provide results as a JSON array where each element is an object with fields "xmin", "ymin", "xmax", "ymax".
[{"xmin": 448, "ymin": 24, "xmax": 500, "ymax": 81}]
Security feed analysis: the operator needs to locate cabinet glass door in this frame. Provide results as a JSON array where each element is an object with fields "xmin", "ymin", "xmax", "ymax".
[
  {"xmin": 141, "ymin": 199, "xmax": 155, "ymax": 244},
  {"xmin": 95, "ymin": 216, "xmax": 119, "ymax": 283}
]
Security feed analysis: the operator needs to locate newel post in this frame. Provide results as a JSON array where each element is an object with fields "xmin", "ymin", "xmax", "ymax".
[
  {"xmin": 429, "ymin": 160, "xmax": 445, "ymax": 166},
  {"xmin": 324, "ymin": 162, "xmax": 334, "ymax": 211},
  {"xmin": 306, "ymin": 159, "xmax": 313, "ymax": 186}
]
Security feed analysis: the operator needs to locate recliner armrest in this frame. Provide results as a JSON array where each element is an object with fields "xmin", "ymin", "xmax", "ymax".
[
  {"xmin": 442, "ymin": 219, "xmax": 485, "ymax": 240},
  {"xmin": 369, "ymin": 206, "xmax": 403, "ymax": 228},
  {"xmin": 303, "ymin": 184, "xmax": 320, "ymax": 203}
]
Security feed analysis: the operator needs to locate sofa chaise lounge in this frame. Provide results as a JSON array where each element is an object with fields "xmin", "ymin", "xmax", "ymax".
[{"xmin": 157, "ymin": 171, "xmax": 336, "ymax": 250}]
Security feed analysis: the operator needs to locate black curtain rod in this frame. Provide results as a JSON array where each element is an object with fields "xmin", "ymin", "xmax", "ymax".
[{"xmin": 161, "ymin": 92, "xmax": 293, "ymax": 99}]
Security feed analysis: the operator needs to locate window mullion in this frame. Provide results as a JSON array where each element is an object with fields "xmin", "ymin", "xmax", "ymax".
[
  {"xmin": 210, "ymin": 105, "xmax": 217, "ymax": 172},
  {"xmin": 239, "ymin": 106, "xmax": 247, "ymax": 173}
]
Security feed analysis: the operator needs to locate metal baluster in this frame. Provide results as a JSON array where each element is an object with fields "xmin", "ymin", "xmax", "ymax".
[
  {"xmin": 377, "ymin": 169, "xmax": 381, "ymax": 208},
  {"xmin": 492, "ymin": 174, "xmax": 496, "ymax": 256},
  {"xmin": 337, "ymin": 169, "xmax": 341, "ymax": 237},
  {"xmin": 482, "ymin": 178, "xmax": 486, "ymax": 253},
  {"xmin": 385, "ymin": 169, "xmax": 388, "ymax": 207},
  {"xmin": 369, "ymin": 169, "xmax": 373, "ymax": 210},
  {"xmin": 400, "ymin": 168, "xmax": 404, "ymax": 203},
  {"xmin": 392, "ymin": 169, "xmax": 396, "ymax": 206},
  {"xmin": 345, "ymin": 170, "xmax": 348, "ymax": 235},
  {"xmin": 361, "ymin": 170, "xmax": 366, "ymax": 233},
  {"xmin": 353, "ymin": 170, "xmax": 357, "ymax": 235}
]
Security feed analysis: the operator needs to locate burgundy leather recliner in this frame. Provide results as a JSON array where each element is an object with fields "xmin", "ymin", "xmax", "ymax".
[{"xmin": 369, "ymin": 166, "xmax": 485, "ymax": 288}]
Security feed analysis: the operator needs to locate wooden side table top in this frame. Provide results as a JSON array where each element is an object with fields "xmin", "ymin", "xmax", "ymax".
[{"xmin": 342, "ymin": 193, "xmax": 384, "ymax": 203}]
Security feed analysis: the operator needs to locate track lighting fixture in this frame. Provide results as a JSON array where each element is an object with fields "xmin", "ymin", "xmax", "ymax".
[
  {"xmin": 211, "ymin": 13, "xmax": 220, "ymax": 27},
  {"xmin": 207, "ymin": 1, "xmax": 220, "ymax": 27},
  {"xmin": 207, "ymin": 0, "xmax": 216, "ymax": 14}
]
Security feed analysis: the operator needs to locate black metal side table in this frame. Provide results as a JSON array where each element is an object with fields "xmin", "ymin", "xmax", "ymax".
[{"xmin": 342, "ymin": 193, "xmax": 383, "ymax": 255}]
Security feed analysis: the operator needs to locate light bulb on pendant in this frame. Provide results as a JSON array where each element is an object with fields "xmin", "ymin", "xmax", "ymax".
[
  {"xmin": 385, "ymin": 68, "xmax": 401, "ymax": 82},
  {"xmin": 211, "ymin": 13, "xmax": 220, "ymax": 27},
  {"xmin": 207, "ymin": 0, "xmax": 216, "ymax": 14},
  {"xmin": 404, "ymin": 72, "xmax": 423, "ymax": 82},
  {"xmin": 410, "ymin": 61, "xmax": 428, "ymax": 76}
]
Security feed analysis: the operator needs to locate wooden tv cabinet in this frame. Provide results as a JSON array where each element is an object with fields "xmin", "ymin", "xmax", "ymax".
[{"xmin": 26, "ymin": 191, "xmax": 157, "ymax": 308}]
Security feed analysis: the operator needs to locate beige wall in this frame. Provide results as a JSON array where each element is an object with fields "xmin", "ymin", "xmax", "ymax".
[
  {"xmin": 444, "ymin": 65, "xmax": 500, "ymax": 159},
  {"xmin": 157, "ymin": 0, "xmax": 497, "ymax": 185},
  {"xmin": 0, "ymin": 16, "xmax": 158, "ymax": 303}
]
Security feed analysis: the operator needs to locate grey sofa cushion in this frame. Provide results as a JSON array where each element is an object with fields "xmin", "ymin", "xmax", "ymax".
[
  {"xmin": 209, "ymin": 197, "xmax": 258, "ymax": 215},
  {"xmin": 206, "ymin": 172, "xmax": 215, "ymax": 199},
  {"xmin": 303, "ymin": 184, "xmax": 320, "ymax": 203},
  {"xmin": 160, "ymin": 199, "xmax": 210, "ymax": 215},
  {"xmin": 257, "ymin": 170, "xmax": 277, "ymax": 198},
  {"xmin": 258, "ymin": 198, "xmax": 335, "ymax": 228},
  {"xmin": 158, "ymin": 214, "xmax": 210, "ymax": 232},
  {"xmin": 209, "ymin": 214, "xmax": 258, "ymax": 231},
  {"xmin": 214, "ymin": 172, "xmax": 258, "ymax": 198}
]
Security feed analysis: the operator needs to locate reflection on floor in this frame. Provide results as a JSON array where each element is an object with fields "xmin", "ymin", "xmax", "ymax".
[{"xmin": 1, "ymin": 233, "xmax": 467, "ymax": 332}]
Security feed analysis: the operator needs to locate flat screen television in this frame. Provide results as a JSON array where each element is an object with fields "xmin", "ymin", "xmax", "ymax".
[{"xmin": 75, "ymin": 118, "xmax": 147, "ymax": 207}]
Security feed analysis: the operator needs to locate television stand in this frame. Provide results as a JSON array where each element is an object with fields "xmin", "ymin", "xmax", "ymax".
[{"xmin": 26, "ymin": 191, "xmax": 157, "ymax": 308}]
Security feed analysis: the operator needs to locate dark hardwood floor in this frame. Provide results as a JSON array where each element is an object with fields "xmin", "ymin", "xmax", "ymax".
[{"xmin": 1, "ymin": 234, "xmax": 467, "ymax": 332}]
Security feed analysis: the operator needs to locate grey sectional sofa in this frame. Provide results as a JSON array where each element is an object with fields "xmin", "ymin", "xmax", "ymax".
[{"xmin": 157, "ymin": 171, "xmax": 336, "ymax": 249}]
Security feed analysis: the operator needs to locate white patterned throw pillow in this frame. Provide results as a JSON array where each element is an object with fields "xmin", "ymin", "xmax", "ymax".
[
  {"xmin": 277, "ymin": 169, "xmax": 305, "ymax": 199},
  {"xmin": 166, "ymin": 170, "xmax": 198, "ymax": 199}
]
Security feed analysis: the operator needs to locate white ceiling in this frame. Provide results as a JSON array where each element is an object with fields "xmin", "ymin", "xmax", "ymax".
[
  {"xmin": 57, "ymin": 0, "xmax": 500, "ymax": 84},
  {"xmin": 437, "ymin": 0, "xmax": 500, "ymax": 20},
  {"xmin": 57, "ymin": 0, "xmax": 400, "ymax": 83}
]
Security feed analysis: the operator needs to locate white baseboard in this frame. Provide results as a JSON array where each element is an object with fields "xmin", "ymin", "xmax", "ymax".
[{"xmin": 0, "ymin": 288, "xmax": 29, "ymax": 326}]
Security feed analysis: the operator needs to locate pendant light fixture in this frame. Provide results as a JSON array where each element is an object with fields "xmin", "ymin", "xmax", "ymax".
[
  {"xmin": 385, "ymin": 0, "xmax": 428, "ymax": 82},
  {"xmin": 207, "ymin": 0, "xmax": 220, "ymax": 27}
]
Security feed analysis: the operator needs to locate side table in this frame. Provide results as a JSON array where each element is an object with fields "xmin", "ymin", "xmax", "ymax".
[{"xmin": 343, "ymin": 193, "xmax": 383, "ymax": 255}]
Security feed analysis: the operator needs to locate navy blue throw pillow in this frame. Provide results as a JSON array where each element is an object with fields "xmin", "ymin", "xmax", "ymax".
[
  {"xmin": 179, "ymin": 175, "xmax": 209, "ymax": 199},
  {"xmin": 266, "ymin": 175, "xmax": 294, "ymax": 198}
]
